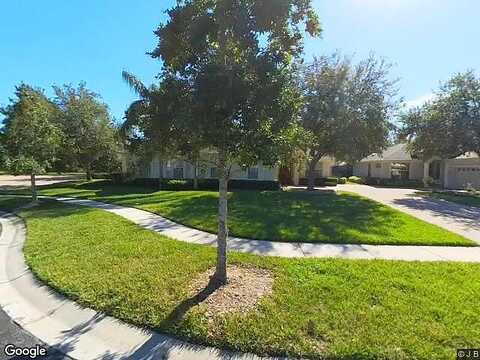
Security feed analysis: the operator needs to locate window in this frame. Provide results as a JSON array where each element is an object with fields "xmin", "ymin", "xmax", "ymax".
[
  {"xmin": 210, "ymin": 167, "xmax": 217, "ymax": 178},
  {"xmin": 173, "ymin": 167, "xmax": 184, "ymax": 179},
  {"xmin": 248, "ymin": 167, "xmax": 259, "ymax": 179},
  {"xmin": 375, "ymin": 163, "xmax": 382, "ymax": 169}
]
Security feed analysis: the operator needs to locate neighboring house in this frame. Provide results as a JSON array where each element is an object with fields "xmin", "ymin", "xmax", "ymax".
[{"xmin": 353, "ymin": 143, "xmax": 480, "ymax": 189}]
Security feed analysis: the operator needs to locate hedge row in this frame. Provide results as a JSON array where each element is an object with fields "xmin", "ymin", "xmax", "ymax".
[
  {"xmin": 298, "ymin": 177, "xmax": 339, "ymax": 187},
  {"xmin": 347, "ymin": 176, "xmax": 424, "ymax": 188},
  {"xmin": 129, "ymin": 178, "xmax": 281, "ymax": 191}
]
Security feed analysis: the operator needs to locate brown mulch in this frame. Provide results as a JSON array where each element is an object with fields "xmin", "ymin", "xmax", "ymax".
[{"xmin": 189, "ymin": 265, "xmax": 274, "ymax": 319}]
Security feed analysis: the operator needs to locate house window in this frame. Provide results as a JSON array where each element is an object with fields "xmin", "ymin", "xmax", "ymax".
[
  {"xmin": 375, "ymin": 163, "xmax": 382, "ymax": 169},
  {"xmin": 248, "ymin": 167, "xmax": 259, "ymax": 179},
  {"xmin": 210, "ymin": 167, "xmax": 217, "ymax": 178},
  {"xmin": 173, "ymin": 167, "xmax": 184, "ymax": 179}
]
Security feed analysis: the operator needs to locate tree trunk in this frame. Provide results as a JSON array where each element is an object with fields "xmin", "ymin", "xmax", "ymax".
[
  {"xmin": 158, "ymin": 159, "xmax": 163, "ymax": 190},
  {"xmin": 307, "ymin": 157, "xmax": 320, "ymax": 191},
  {"xmin": 30, "ymin": 173, "xmax": 37, "ymax": 202},
  {"xmin": 193, "ymin": 160, "xmax": 199, "ymax": 190},
  {"xmin": 214, "ymin": 151, "xmax": 228, "ymax": 286},
  {"xmin": 86, "ymin": 165, "xmax": 92, "ymax": 181}
]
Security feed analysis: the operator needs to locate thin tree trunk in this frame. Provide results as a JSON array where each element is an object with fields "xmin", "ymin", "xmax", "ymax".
[
  {"xmin": 307, "ymin": 157, "xmax": 320, "ymax": 191},
  {"xmin": 193, "ymin": 160, "xmax": 198, "ymax": 190},
  {"xmin": 86, "ymin": 165, "xmax": 92, "ymax": 181},
  {"xmin": 214, "ymin": 150, "xmax": 228, "ymax": 286},
  {"xmin": 158, "ymin": 159, "xmax": 163, "ymax": 190},
  {"xmin": 31, "ymin": 173, "xmax": 37, "ymax": 202}
]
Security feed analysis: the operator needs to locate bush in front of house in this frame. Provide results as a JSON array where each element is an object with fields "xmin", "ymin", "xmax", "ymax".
[
  {"xmin": 348, "ymin": 176, "xmax": 365, "ymax": 184},
  {"xmin": 298, "ymin": 177, "xmax": 339, "ymax": 187},
  {"xmin": 129, "ymin": 178, "xmax": 280, "ymax": 191},
  {"xmin": 364, "ymin": 177, "xmax": 424, "ymax": 188},
  {"xmin": 338, "ymin": 177, "xmax": 347, "ymax": 184}
]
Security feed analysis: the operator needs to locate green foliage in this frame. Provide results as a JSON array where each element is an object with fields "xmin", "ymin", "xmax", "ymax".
[
  {"xmin": 130, "ymin": 178, "xmax": 281, "ymax": 191},
  {"xmin": 0, "ymin": 84, "xmax": 62, "ymax": 175},
  {"xmin": 147, "ymin": 0, "xmax": 320, "ymax": 169},
  {"xmin": 301, "ymin": 53, "xmax": 399, "ymax": 164},
  {"xmin": 401, "ymin": 70, "xmax": 480, "ymax": 159},
  {"xmin": 54, "ymin": 83, "xmax": 120, "ymax": 179},
  {"xmin": 348, "ymin": 176, "xmax": 365, "ymax": 184},
  {"xmin": 338, "ymin": 177, "xmax": 347, "ymax": 184}
]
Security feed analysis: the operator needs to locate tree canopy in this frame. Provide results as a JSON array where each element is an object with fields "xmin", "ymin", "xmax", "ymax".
[
  {"xmin": 299, "ymin": 53, "xmax": 399, "ymax": 189},
  {"xmin": 54, "ymin": 83, "xmax": 120, "ymax": 179},
  {"xmin": 401, "ymin": 70, "xmax": 480, "ymax": 159},
  {"xmin": 0, "ymin": 84, "xmax": 62, "ymax": 199}
]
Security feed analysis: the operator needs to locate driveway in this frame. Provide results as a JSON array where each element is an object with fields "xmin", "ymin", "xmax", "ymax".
[
  {"xmin": 338, "ymin": 184, "xmax": 480, "ymax": 245},
  {"xmin": 0, "ymin": 175, "xmax": 83, "ymax": 191}
]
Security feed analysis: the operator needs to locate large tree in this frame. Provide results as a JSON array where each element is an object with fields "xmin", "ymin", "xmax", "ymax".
[
  {"xmin": 148, "ymin": 0, "xmax": 320, "ymax": 285},
  {"xmin": 300, "ymin": 53, "xmax": 399, "ymax": 190},
  {"xmin": 54, "ymin": 83, "xmax": 119, "ymax": 180},
  {"xmin": 121, "ymin": 71, "xmax": 190, "ymax": 186},
  {"xmin": 401, "ymin": 70, "xmax": 480, "ymax": 159},
  {"xmin": 0, "ymin": 84, "xmax": 63, "ymax": 201}
]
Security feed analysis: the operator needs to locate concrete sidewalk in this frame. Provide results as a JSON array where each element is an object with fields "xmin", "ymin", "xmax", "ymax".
[
  {"xmin": 0, "ymin": 211, "xmax": 268, "ymax": 360},
  {"xmin": 55, "ymin": 197, "xmax": 480, "ymax": 263}
]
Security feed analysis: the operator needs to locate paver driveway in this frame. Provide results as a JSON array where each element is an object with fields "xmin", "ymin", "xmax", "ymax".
[{"xmin": 338, "ymin": 184, "xmax": 480, "ymax": 245}]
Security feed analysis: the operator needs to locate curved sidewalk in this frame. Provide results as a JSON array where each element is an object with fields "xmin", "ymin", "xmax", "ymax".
[
  {"xmin": 0, "ymin": 211, "xmax": 268, "ymax": 360},
  {"xmin": 56, "ymin": 197, "xmax": 480, "ymax": 263}
]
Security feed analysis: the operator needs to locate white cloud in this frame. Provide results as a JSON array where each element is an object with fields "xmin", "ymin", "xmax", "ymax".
[{"xmin": 405, "ymin": 93, "xmax": 436, "ymax": 109}]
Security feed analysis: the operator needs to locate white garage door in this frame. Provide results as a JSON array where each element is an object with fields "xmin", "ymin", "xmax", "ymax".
[{"xmin": 451, "ymin": 167, "xmax": 480, "ymax": 189}]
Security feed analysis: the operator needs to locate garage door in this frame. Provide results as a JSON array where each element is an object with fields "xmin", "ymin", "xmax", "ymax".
[{"xmin": 451, "ymin": 167, "xmax": 480, "ymax": 189}]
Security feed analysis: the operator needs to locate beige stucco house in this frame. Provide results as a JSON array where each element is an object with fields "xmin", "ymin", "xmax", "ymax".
[
  {"xmin": 122, "ymin": 149, "xmax": 338, "ymax": 185},
  {"xmin": 125, "ymin": 150, "xmax": 279, "ymax": 182},
  {"xmin": 353, "ymin": 143, "xmax": 480, "ymax": 189},
  {"xmin": 289, "ymin": 156, "xmax": 336, "ymax": 185}
]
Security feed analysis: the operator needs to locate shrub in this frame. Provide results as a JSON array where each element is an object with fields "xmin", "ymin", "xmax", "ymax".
[
  {"xmin": 162, "ymin": 179, "xmax": 191, "ymax": 190},
  {"xmin": 364, "ymin": 177, "xmax": 424, "ymax": 188},
  {"xmin": 348, "ymin": 176, "xmax": 365, "ymax": 184},
  {"xmin": 298, "ymin": 177, "xmax": 338, "ymax": 187},
  {"xmin": 338, "ymin": 177, "xmax": 347, "ymax": 184},
  {"xmin": 129, "ymin": 178, "xmax": 280, "ymax": 191}
]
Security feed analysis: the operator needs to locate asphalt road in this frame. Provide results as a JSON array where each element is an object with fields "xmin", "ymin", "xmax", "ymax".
[{"xmin": 0, "ymin": 308, "xmax": 69, "ymax": 360}]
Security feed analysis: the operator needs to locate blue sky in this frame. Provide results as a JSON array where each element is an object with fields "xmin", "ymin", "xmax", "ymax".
[{"xmin": 1, "ymin": 0, "xmax": 479, "ymax": 122}]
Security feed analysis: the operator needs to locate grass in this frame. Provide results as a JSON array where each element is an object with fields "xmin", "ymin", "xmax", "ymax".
[
  {"xmin": 429, "ymin": 191, "xmax": 480, "ymax": 208},
  {"xmin": 2, "ymin": 197, "xmax": 478, "ymax": 360},
  {"xmin": 29, "ymin": 181, "xmax": 475, "ymax": 246}
]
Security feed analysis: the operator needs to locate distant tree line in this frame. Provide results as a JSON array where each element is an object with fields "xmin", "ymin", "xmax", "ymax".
[{"xmin": 0, "ymin": 83, "xmax": 120, "ymax": 200}]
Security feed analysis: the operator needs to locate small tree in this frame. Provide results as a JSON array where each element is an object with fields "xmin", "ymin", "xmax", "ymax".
[
  {"xmin": 54, "ymin": 83, "xmax": 119, "ymax": 180},
  {"xmin": 150, "ymin": 0, "xmax": 320, "ymax": 285},
  {"xmin": 1, "ymin": 85, "xmax": 62, "ymax": 201},
  {"xmin": 300, "ymin": 54, "xmax": 399, "ymax": 190}
]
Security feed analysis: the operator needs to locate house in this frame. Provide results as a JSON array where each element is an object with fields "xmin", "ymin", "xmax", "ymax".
[
  {"xmin": 126, "ymin": 150, "xmax": 279, "ymax": 183},
  {"xmin": 122, "ymin": 150, "xmax": 338, "ymax": 186},
  {"xmin": 288, "ymin": 156, "xmax": 336, "ymax": 185},
  {"xmin": 353, "ymin": 143, "xmax": 480, "ymax": 189}
]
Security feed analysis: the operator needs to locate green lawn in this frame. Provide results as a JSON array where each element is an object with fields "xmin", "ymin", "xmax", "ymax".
[
  {"xmin": 32, "ymin": 181, "xmax": 475, "ymax": 246},
  {"xmin": 429, "ymin": 191, "xmax": 480, "ymax": 208},
  {"xmin": 2, "ymin": 196, "xmax": 478, "ymax": 360}
]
